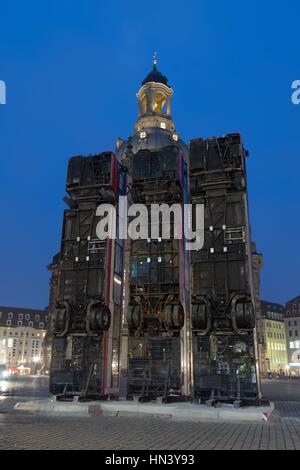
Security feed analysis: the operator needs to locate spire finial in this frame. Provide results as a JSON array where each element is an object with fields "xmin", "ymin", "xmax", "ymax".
[{"xmin": 153, "ymin": 51, "xmax": 157, "ymax": 68}]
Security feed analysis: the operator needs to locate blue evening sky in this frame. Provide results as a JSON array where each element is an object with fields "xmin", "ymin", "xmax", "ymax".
[{"xmin": 0, "ymin": 0, "xmax": 299, "ymax": 309}]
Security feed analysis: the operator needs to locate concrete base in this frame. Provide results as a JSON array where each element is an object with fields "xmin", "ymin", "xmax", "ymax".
[{"xmin": 13, "ymin": 398, "xmax": 274, "ymax": 422}]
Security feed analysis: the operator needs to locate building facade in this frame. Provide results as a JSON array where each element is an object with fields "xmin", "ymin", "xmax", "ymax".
[
  {"xmin": 251, "ymin": 244, "xmax": 267, "ymax": 376},
  {"xmin": 0, "ymin": 306, "xmax": 48, "ymax": 374},
  {"xmin": 261, "ymin": 301, "xmax": 288, "ymax": 374},
  {"xmin": 284, "ymin": 295, "xmax": 300, "ymax": 375}
]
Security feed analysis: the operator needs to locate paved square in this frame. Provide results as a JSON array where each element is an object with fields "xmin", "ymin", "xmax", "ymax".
[
  {"xmin": 1, "ymin": 402, "xmax": 300, "ymax": 450},
  {"xmin": 1, "ymin": 378, "xmax": 300, "ymax": 450}
]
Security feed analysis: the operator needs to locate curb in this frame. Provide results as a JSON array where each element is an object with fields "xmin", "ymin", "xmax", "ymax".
[{"xmin": 13, "ymin": 399, "xmax": 275, "ymax": 422}]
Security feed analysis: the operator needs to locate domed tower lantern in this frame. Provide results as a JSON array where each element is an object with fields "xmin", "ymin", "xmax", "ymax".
[
  {"xmin": 135, "ymin": 52, "xmax": 175, "ymax": 134},
  {"xmin": 116, "ymin": 53, "xmax": 187, "ymax": 162}
]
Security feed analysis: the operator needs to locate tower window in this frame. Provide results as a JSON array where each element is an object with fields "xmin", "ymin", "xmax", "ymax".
[
  {"xmin": 140, "ymin": 131, "xmax": 147, "ymax": 139},
  {"xmin": 141, "ymin": 95, "xmax": 147, "ymax": 114},
  {"xmin": 154, "ymin": 93, "xmax": 166, "ymax": 113}
]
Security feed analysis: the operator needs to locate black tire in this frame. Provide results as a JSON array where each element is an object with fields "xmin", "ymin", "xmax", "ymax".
[
  {"xmin": 234, "ymin": 299, "xmax": 254, "ymax": 329},
  {"xmin": 98, "ymin": 306, "xmax": 111, "ymax": 331},
  {"xmin": 88, "ymin": 304, "xmax": 111, "ymax": 332},
  {"xmin": 191, "ymin": 301, "xmax": 209, "ymax": 330},
  {"xmin": 164, "ymin": 303, "xmax": 184, "ymax": 330},
  {"xmin": 127, "ymin": 305, "xmax": 141, "ymax": 329},
  {"xmin": 52, "ymin": 303, "xmax": 68, "ymax": 334}
]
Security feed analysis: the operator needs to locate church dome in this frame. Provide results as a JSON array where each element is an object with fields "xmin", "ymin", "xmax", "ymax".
[
  {"xmin": 141, "ymin": 63, "xmax": 171, "ymax": 89},
  {"xmin": 116, "ymin": 127, "xmax": 188, "ymax": 162}
]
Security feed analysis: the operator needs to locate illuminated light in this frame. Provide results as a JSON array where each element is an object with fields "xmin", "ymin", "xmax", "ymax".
[
  {"xmin": 158, "ymin": 257, "xmax": 162, "ymax": 263},
  {"xmin": 140, "ymin": 131, "xmax": 146, "ymax": 139},
  {"xmin": 76, "ymin": 237, "xmax": 80, "ymax": 241},
  {"xmin": 160, "ymin": 122, "xmax": 166, "ymax": 129},
  {"xmin": 172, "ymin": 133, "xmax": 179, "ymax": 141},
  {"xmin": 86, "ymin": 256, "xmax": 90, "ymax": 261},
  {"xmin": 114, "ymin": 276, "xmax": 121, "ymax": 285},
  {"xmin": 33, "ymin": 357, "xmax": 40, "ymax": 363},
  {"xmin": 222, "ymin": 225, "xmax": 226, "ymax": 230},
  {"xmin": 223, "ymin": 247, "xmax": 228, "ymax": 253},
  {"xmin": 75, "ymin": 257, "xmax": 79, "ymax": 262},
  {"xmin": 147, "ymin": 257, "xmax": 151, "ymax": 263},
  {"xmin": 209, "ymin": 226, "xmax": 214, "ymax": 232},
  {"xmin": 158, "ymin": 237, "xmax": 162, "ymax": 242},
  {"xmin": 210, "ymin": 248, "xmax": 215, "ymax": 254}
]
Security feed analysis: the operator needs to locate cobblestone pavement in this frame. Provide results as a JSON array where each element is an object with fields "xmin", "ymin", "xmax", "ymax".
[
  {"xmin": 1, "ymin": 403, "xmax": 300, "ymax": 450},
  {"xmin": 261, "ymin": 379, "xmax": 300, "ymax": 402},
  {"xmin": 273, "ymin": 401, "xmax": 300, "ymax": 418}
]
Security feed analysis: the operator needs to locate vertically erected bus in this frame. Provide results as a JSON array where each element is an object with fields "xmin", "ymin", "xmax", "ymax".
[
  {"xmin": 49, "ymin": 151, "xmax": 126, "ymax": 397},
  {"xmin": 189, "ymin": 134, "xmax": 259, "ymax": 403},
  {"xmin": 126, "ymin": 145, "xmax": 190, "ymax": 400}
]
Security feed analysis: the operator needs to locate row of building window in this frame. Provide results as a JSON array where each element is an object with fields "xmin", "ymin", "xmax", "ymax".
[
  {"xmin": 9, "ymin": 350, "xmax": 39, "ymax": 357},
  {"xmin": 5, "ymin": 320, "xmax": 44, "ymax": 328},
  {"xmin": 268, "ymin": 357, "xmax": 287, "ymax": 365},
  {"xmin": 266, "ymin": 322, "xmax": 283, "ymax": 329},
  {"xmin": 286, "ymin": 303, "xmax": 300, "ymax": 315},
  {"xmin": 287, "ymin": 320, "xmax": 299, "ymax": 326},
  {"xmin": 1, "ymin": 331, "xmax": 38, "ymax": 337},
  {"xmin": 266, "ymin": 312, "xmax": 283, "ymax": 321},
  {"xmin": 289, "ymin": 341, "xmax": 300, "ymax": 349},
  {"xmin": 0, "ymin": 312, "xmax": 47, "ymax": 322},
  {"xmin": 289, "ymin": 330, "xmax": 299, "ymax": 337},
  {"xmin": 267, "ymin": 332, "xmax": 285, "ymax": 339},
  {"xmin": 267, "ymin": 343, "xmax": 286, "ymax": 351},
  {"xmin": 2, "ymin": 338, "xmax": 39, "ymax": 347}
]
